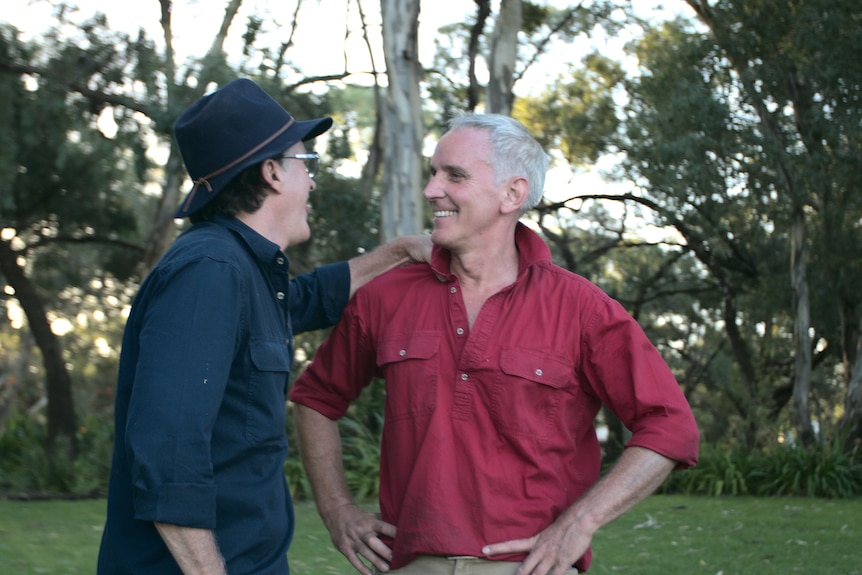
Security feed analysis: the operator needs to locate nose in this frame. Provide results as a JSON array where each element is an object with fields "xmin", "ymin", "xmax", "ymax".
[
  {"xmin": 422, "ymin": 174, "xmax": 444, "ymax": 201},
  {"xmin": 309, "ymin": 175, "xmax": 317, "ymax": 192}
]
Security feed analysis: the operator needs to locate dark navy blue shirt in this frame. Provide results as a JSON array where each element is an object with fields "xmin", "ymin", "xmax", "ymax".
[{"xmin": 97, "ymin": 215, "xmax": 350, "ymax": 574}]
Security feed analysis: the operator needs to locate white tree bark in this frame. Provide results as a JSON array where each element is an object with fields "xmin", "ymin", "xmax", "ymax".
[
  {"xmin": 487, "ymin": 0, "xmax": 521, "ymax": 115},
  {"xmin": 379, "ymin": 0, "xmax": 424, "ymax": 240}
]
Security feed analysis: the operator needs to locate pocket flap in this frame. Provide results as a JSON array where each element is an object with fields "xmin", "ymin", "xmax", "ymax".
[
  {"xmin": 249, "ymin": 338, "xmax": 292, "ymax": 372},
  {"xmin": 378, "ymin": 333, "xmax": 440, "ymax": 365},
  {"xmin": 499, "ymin": 349, "xmax": 571, "ymax": 389}
]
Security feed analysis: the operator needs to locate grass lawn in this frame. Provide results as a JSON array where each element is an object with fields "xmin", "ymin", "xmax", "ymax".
[{"xmin": 0, "ymin": 495, "xmax": 859, "ymax": 574}]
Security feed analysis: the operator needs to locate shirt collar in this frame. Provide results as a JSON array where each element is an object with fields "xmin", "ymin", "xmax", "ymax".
[
  {"xmin": 210, "ymin": 214, "xmax": 287, "ymax": 268},
  {"xmin": 430, "ymin": 221, "xmax": 552, "ymax": 280}
]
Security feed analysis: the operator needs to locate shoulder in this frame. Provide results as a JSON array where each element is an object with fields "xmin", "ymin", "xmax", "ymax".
[
  {"xmin": 162, "ymin": 223, "xmax": 247, "ymax": 266},
  {"xmin": 361, "ymin": 261, "xmax": 438, "ymax": 293},
  {"xmin": 529, "ymin": 260, "xmax": 611, "ymax": 302},
  {"xmin": 148, "ymin": 224, "xmax": 252, "ymax": 290}
]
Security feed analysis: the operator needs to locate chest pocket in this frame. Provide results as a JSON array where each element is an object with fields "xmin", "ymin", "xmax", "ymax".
[
  {"xmin": 246, "ymin": 338, "xmax": 292, "ymax": 444},
  {"xmin": 378, "ymin": 333, "xmax": 440, "ymax": 421},
  {"xmin": 491, "ymin": 348, "xmax": 573, "ymax": 440}
]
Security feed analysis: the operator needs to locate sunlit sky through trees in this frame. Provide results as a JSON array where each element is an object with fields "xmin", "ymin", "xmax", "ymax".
[{"xmin": 4, "ymin": 0, "xmax": 694, "ymax": 220}]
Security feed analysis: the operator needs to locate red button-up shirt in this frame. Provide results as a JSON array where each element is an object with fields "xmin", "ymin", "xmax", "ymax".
[{"xmin": 290, "ymin": 223, "xmax": 699, "ymax": 572}]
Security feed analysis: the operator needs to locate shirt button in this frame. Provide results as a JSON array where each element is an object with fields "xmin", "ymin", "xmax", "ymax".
[
  {"xmin": 276, "ymin": 291, "xmax": 285, "ymax": 300},
  {"xmin": 456, "ymin": 327, "xmax": 464, "ymax": 336},
  {"xmin": 276, "ymin": 257, "xmax": 285, "ymax": 265},
  {"xmin": 535, "ymin": 368, "xmax": 543, "ymax": 377},
  {"xmin": 399, "ymin": 349, "xmax": 407, "ymax": 357},
  {"xmin": 461, "ymin": 373, "xmax": 469, "ymax": 381},
  {"xmin": 449, "ymin": 286, "xmax": 457, "ymax": 294}
]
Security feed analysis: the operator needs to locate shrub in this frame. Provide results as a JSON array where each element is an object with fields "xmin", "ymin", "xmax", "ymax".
[
  {"xmin": 660, "ymin": 440, "xmax": 862, "ymax": 498},
  {"xmin": 285, "ymin": 413, "xmax": 382, "ymax": 501},
  {"xmin": 751, "ymin": 439, "xmax": 862, "ymax": 498},
  {"xmin": 0, "ymin": 415, "xmax": 113, "ymax": 497},
  {"xmin": 660, "ymin": 443, "xmax": 753, "ymax": 496},
  {"xmin": 340, "ymin": 414, "xmax": 382, "ymax": 501}
]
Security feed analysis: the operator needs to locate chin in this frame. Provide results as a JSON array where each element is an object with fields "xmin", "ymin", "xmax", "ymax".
[{"xmin": 430, "ymin": 229, "xmax": 452, "ymax": 248}]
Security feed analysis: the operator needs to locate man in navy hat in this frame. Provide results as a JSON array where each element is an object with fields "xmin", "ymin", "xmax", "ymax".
[{"xmin": 97, "ymin": 78, "xmax": 431, "ymax": 575}]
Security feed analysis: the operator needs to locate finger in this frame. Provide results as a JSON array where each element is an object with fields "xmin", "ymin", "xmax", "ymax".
[
  {"xmin": 518, "ymin": 551, "xmax": 574, "ymax": 575},
  {"xmin": 514, "ymin": 552, "xmax": 544, "ymax": 575},
  {"xmin": 482, "ymin": 537, "xmax": 535, "ymax": 557},
  {"xmin": 366, "ymin": 535, "xmax": 394, "ymax": 561},
  {"xmin": 357, "ymin": 543, "xmax": 392, "ymax": 573},
  {"xmin": 345, "ymin": 549, "xmax": 374, "ymax": 575},
  {"xmin": 375, "ymin": 519, "xmax": 398, "ymax": 539}
]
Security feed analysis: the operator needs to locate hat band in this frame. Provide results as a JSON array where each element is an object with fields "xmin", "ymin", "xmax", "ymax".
[{"xmin": 180, "ymin": 118, "xmax": 296, "ymax": 214}]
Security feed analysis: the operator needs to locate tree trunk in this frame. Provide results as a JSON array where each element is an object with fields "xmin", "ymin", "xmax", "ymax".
[
  {"xmin": 687, "ymin": 0, "xmax": 818, "ymax": 447},
  {"xmin": 140, "ymin": 0, "xmax": 245, "ymax": 274},
  {"xmin": 0, "ymin": 239, "xmax": 77, "ymax": 460},
  {"xmin": 357, "ymin": 0, "xmax": 384, "ymax": 185},
  {"xmin": 141, "ymin": 148, "xmax": 183, "ymax": 274},
  {"xmin": 487, "ymin": 0, "xmax": 521, "ymax": 115},
  {"xmin": 0, "ymin": 331, "xmax": 32, "ymax": 432},
  {"xmin": 839, "ymin": 316, "xmax": 862, "ymax": 450},
  {"xmin": 466, "ymin": 0, "xmax": 491, "ymax": 112},
  {"xmin": 379, "ymin": 0, "xmax": 424, "ymax": 241},
  {"xmin": 790, "ymin": 209, "xmax": 814, "ymax": 445}
]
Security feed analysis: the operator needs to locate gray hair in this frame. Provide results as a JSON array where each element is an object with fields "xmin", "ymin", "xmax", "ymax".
[{"xmin": 448, "ymin": 113, "xmax": 550, "ymax": 213}]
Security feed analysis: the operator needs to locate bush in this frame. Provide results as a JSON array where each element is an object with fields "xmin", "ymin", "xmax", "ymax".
[
  {"xmin": 661, "ymin": 443, "xmax": 754, "ymax": 496},
  {"xmin": 0, "ymin": 415, "xmax": 113, "ymax": 498},
  {"xmin": 751, "ymin": 439, "xmax": 862, "ymax": 498},
  {"xmin": 660, "ymin": 440, "xmax": 862, "ymax": 498},
  {"xmin": 285, "ymin": 413, "xmax": 382, "ymax": 501}
]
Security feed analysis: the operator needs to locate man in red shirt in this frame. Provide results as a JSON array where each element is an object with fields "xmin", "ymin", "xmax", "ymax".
[{"xmin": 289, "ymin": 114, "xmax": 699, "ymax": 575}]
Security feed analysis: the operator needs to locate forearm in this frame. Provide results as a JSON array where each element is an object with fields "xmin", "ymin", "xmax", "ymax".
[
  {"xmin": 561, "ymin": 446, "xmax": 675, "ymax": 535},
  {"xmin": 294, "ymin": 404, "xmax": 354, "ymax": 526},
  {"xmin": 154, "ymin": 522, "xmax": 227, "ymax": 575},
  {"xmin": 295, "ymin": 403, "xmax": 397, "ymax": 575},
  {"xmin": 347, "ymin": 235, "xmax": 431, "ymax": 297}
]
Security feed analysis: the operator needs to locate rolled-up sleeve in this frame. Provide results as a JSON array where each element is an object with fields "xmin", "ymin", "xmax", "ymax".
[
  {"xmin": 126, "ymin": 258, "xmax": 243, "ymax": 527},
  {"xmin": 581, "ymin": 297, "xmax": 699, "ymax": 468}
]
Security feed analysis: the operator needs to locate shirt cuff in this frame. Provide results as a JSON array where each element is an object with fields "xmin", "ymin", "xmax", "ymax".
[
  {"xmin": 315, "ymin": 261, "xmax": 351, "ymax": 324},
  {"xmin": 134, "ymin": 482, "xmax": 218, "ymax": 528}
]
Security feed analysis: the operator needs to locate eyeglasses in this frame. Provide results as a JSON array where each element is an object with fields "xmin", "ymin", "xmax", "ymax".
[{"xmin": 277, "ymin": 152, "xmax": 320, "ymax": 179}]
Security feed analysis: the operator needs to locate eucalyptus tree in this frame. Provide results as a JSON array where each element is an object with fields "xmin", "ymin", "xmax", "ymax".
[
  {"xmin": 378, "ymin": 0, "xmax": 424, "ymax": 239},
  {"xmin": 426, "ymin": 1, "xmax": 622, "ymax": 120},
  {"xmin": 613, "ymin": 20, "xmax": 782, "ymax": 448},
  {"xmin": 681, "ymin": 0, "xmax": 862, "ymax": 449},
  {"xmin": 0, "ymin": 21, "xmax": 148, "ymax": 458},
  {"xmin": 611, "ymin": 1, "xmax": 862, "ymax": 449},
  {"xmin": 0, "ymin": 0, "xmax": 356, "ymax": 461}
]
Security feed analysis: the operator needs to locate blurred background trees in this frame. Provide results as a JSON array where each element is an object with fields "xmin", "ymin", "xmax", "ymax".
[{"xmin": 0, "ymin": 0, "xmax": 860, "ymax": 497}]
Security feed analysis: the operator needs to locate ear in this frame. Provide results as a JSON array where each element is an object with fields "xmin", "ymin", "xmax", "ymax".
[
  {"xmin": 500, "ymin": 176, "xmax": 529, "ymax": 215},
  {"xmin": 261, "ymin": 158, "xmax": 281, "ymax": 190}
]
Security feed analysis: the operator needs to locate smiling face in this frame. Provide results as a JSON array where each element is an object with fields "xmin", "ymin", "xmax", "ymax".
[{"xmin": 423, "ymin": 127, "xmax": 519, "ymax": 253}]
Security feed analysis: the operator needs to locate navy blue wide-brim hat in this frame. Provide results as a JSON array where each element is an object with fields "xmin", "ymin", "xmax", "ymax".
[{"xmin": 173, "ymin": 78, "xmax": 333, "ymax": 218}]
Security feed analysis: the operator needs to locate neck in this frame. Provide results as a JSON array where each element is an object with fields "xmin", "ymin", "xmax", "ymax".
[
  {"xmin": 449, "ymin": 232, "xmax": 520, "ymax": 291},
  {"xmin": 237, "ymin": 210, "xmax": 287, "ymax": 250}
]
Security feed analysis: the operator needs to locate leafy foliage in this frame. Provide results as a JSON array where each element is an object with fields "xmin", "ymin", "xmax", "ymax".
[
  {"xmin": 0, "ymin": 415, "xmax": 113, "ymax": 497},
  {"xmin": 661, "ymin": 441, "xmax": 862, "ymax": 498},
  {"xmin": 286, "ymin": 379, "xmax": 387, "ymax": 501}
]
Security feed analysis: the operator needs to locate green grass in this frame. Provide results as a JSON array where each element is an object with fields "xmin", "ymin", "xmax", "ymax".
[
  {"xmin": 0, "ymin": 495, "xmax": 859, "ymax": 574},
  {"xmin": 589, "ymin": 496, "xmax": 861, "ymax": 575},
  {"xmin": 0, "ymin": 499, "xmax": 107, "ymax": 574}
]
